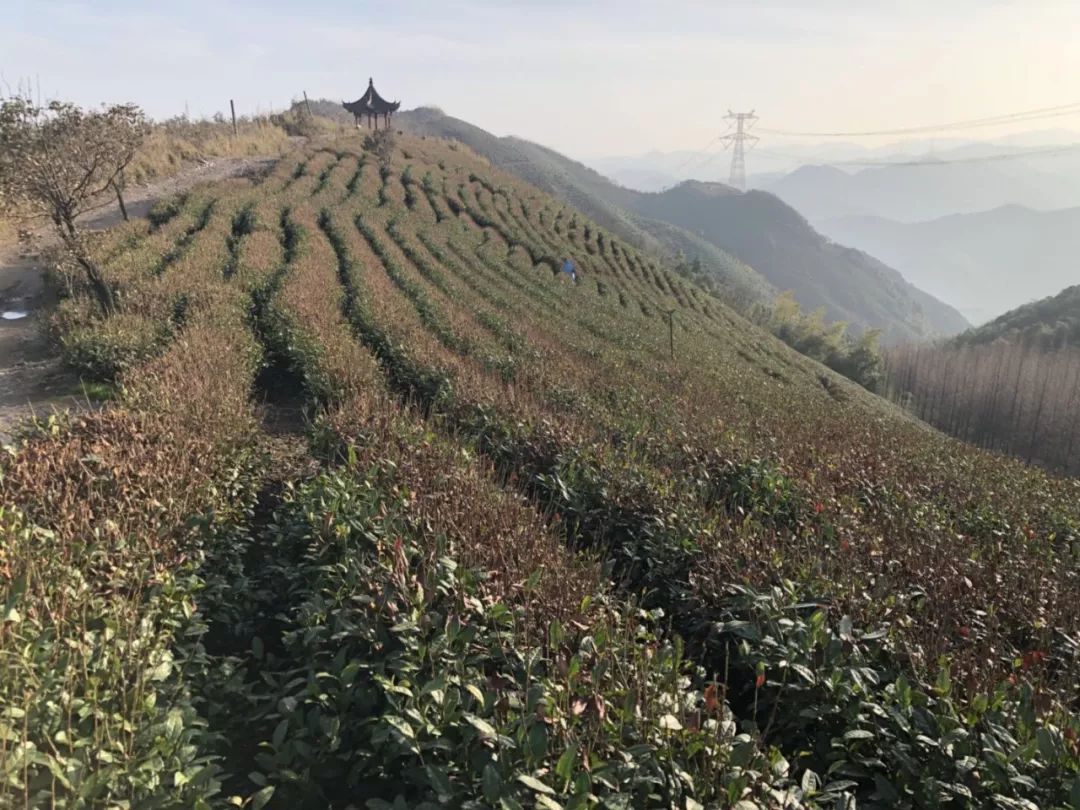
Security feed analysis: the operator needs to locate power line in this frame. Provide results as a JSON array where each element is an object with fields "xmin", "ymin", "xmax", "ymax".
[
  {"xmin": 844, "ymin": 144, "xmax": 1080, "ymax": 167},
  {"xmin": 670, "ymin": 133, "xmax": 726, "ymax": 174},
  {"xmin": 758, "ymin": 101, "xmax": 1080, "ymax": 138},
  {"xmin": 753, "ymin": 142, "xmax": 1080, "ymax": 168}
]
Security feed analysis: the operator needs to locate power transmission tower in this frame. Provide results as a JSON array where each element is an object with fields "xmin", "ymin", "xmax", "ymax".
[{"xmin": 719, "ymin": 110, "xmax": 759, "ymax": 190}]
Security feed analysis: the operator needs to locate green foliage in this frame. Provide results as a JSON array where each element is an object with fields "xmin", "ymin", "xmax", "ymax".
[
  {"xmin": 955, "ymin": 284, "xmax": 1080, "ymax": 350},
  {"xmin": 756, "ymin": 291, "xmax": 884, "ymax": 390},
  {"xmin": 192, "ymin": 465, "xmax": 787, "ymax": 808},
  {"xmin": 59, "ymin": 312, "xmax": 172, "ymax": 381}
]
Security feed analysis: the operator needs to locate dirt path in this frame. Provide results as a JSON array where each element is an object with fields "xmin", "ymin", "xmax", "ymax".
[{"xmin": 0, "ymin": 156, "xmax": 278, "ymax": 442}]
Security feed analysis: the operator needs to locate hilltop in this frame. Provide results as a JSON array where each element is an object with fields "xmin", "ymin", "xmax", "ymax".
[
  {"xmin": 394, "ymin": 107, "xmax": 968, "ymax": 342},
  {"xmin": 4, "ymin": 128, "xmax": 1079, "ymax": 809}
]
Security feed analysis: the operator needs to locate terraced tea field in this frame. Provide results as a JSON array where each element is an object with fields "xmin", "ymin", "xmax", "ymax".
[{"xmin": 3, "ymin": 133, "xmax": 1079, "ymax": 808}]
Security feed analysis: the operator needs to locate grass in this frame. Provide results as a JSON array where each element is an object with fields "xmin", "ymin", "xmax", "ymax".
[
  {"xmin": 126, "ymin": 118, "xmax": 293, "ymax": 186},
  {"xmin": 2, "ymin": 132, "xmax": 1079, "ymax": 809},
  {"xmin": 0, "ymin": 117, "xmax": 293, "ymax": 242}
]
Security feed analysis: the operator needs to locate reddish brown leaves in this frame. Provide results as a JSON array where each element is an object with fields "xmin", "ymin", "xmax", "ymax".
[{"xmin": 704, "ymin": 683, "xmax": 720, "ymax": 713}]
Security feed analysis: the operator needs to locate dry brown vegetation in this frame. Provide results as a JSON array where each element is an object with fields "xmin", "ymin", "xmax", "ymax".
[
  {"xmin": 0, "ymin": 108, "xmax": 294, "ymax": 244},
  {"xmin": 126, "ymin": 116, "xmax": 294, "ymax": 186}
]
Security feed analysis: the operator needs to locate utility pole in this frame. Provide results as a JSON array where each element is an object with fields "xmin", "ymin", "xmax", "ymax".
[
  {"xmin": 229, "ymin": 99, "xmax": 238, "ymax": 137},
  {"xmin": 719, "ymin": 110, "xmax": 759, "ymax": 191}
]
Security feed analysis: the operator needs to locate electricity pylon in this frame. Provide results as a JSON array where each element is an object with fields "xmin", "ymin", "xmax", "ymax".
[{"xmin": 719, "ymin": 111, "xmax": 759, "ymax": 190}]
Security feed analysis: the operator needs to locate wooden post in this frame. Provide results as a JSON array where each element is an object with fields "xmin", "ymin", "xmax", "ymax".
[
  {"xmin": 303, "ymin": 91, "xmax": 312, "ymax": 118},
  {"xmin": 230, "ymin": 99, "xmax": 237, "ymax": 136},
  {"xmin": 666, "ymin": 310, "xmax": 675, "ymax": 360}
]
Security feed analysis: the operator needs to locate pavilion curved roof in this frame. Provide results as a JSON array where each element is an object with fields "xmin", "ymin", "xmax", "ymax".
[{"xmin": 343, "ymin": 78, "xmax": 401, "ymax": 115}]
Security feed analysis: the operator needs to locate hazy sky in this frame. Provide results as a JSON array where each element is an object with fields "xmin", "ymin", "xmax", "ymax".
[{"xmin": 3, "ymin": 1, "xmax": 1080, "ymax": 158}]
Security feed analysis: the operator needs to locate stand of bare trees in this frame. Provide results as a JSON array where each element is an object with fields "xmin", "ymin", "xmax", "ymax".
[{"xmin": 885, "ymin": 341, "xmax": 1080, "ymax": 475}]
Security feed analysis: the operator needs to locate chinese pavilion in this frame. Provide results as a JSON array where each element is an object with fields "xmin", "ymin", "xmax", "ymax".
[{"xmin": 343, "ymin": 78, "xmax": 401, "ymax": 130}]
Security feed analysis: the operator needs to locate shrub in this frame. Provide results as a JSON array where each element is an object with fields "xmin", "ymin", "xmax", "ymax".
[{"xmin": 59, "ymin": 312, "xmax": 171, "ymax": 381}]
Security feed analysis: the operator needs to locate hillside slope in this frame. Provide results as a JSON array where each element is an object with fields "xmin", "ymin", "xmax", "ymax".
[
  {"xmin": 395, "ymin": 107, "xmax": 967, "ymax": 342},
  {"xmin": 955, "ymin": 282, "xmax": 1080, "ymax": 347},
  {"xmin": 630, "ymin": 181, "xmax": 969, "ymax": 342},
  {"xmin": 884, "ymin": 283, "xmax": 1080, "ymax": 472},
  {"xmin": 820, "ymin": 204, "xmax": 1080, "ymax": 324},
  {"xmin": 5, "ymin": 131, "xmax": 1080, "ymax": 808},
  {"xmin": 395, "ymin": 107, "xmax": 773, "ymax": 308}
]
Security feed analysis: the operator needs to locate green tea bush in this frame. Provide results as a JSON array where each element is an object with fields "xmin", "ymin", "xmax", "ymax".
[
  {"xmin": 192, "ymin": 461, "xmax": 791, "ymax": 809},
  {"xmin": 59, "ymin": 312, "xmax": 172, "ymax": 381}
]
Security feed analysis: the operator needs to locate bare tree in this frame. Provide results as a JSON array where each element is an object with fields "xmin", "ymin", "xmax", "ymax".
[{"xmin": 0, "ymin": 96, "xmax": 148, "ymax": 313}]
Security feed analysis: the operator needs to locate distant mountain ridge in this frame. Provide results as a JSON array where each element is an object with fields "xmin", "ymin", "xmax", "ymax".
[
  {"xmin": 819, "ymin": 204, "xmax": 1080, "ymax": 324},
  {"xmin": 629, "ymin": 181, "xmax": 969, "ymax": 342},
  {"xmin": 393, "ymin": 106, "xmax": 967, "ymax": 343},
  {"xmin": 766, "ymin": 158, "xmax": 1080, "ymax": 224}
]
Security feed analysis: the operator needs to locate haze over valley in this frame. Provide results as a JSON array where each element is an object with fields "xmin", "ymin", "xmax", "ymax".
[{"xmin": 591, "ymin": 133, "xmax": 1080, "ymax": 325}]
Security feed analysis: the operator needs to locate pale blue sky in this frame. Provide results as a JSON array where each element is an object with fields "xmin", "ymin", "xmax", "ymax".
[{"xmin": 3, "ymin": 1, "xmax": 1079, "ymax": 158}]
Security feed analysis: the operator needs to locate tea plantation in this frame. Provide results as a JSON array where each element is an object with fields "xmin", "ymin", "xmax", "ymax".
[{"xmin": 3, "ymin": 133, "xmax": 1079, "ymax": 808}]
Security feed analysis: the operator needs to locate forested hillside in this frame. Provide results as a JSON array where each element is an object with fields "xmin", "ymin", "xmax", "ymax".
[
  {"xmin": 957, "ymin": 283, "xmax": 1080, "ymax": 347},
  {"xmin": 4, "ymin": 131, "xmax": 1080, "ymax": 809},
  {"xmin": 630, "ymin": 181, "xmax": 970, "ymax": 342},
  {"xmin": 885, "ymin": 284, "xmax": 1080, "ymax": 473}
]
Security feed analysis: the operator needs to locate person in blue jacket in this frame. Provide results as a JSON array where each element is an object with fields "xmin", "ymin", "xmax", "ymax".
[{"xmin": 561, "ymin": 258, "xmax": 577, "ymax": 282}]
